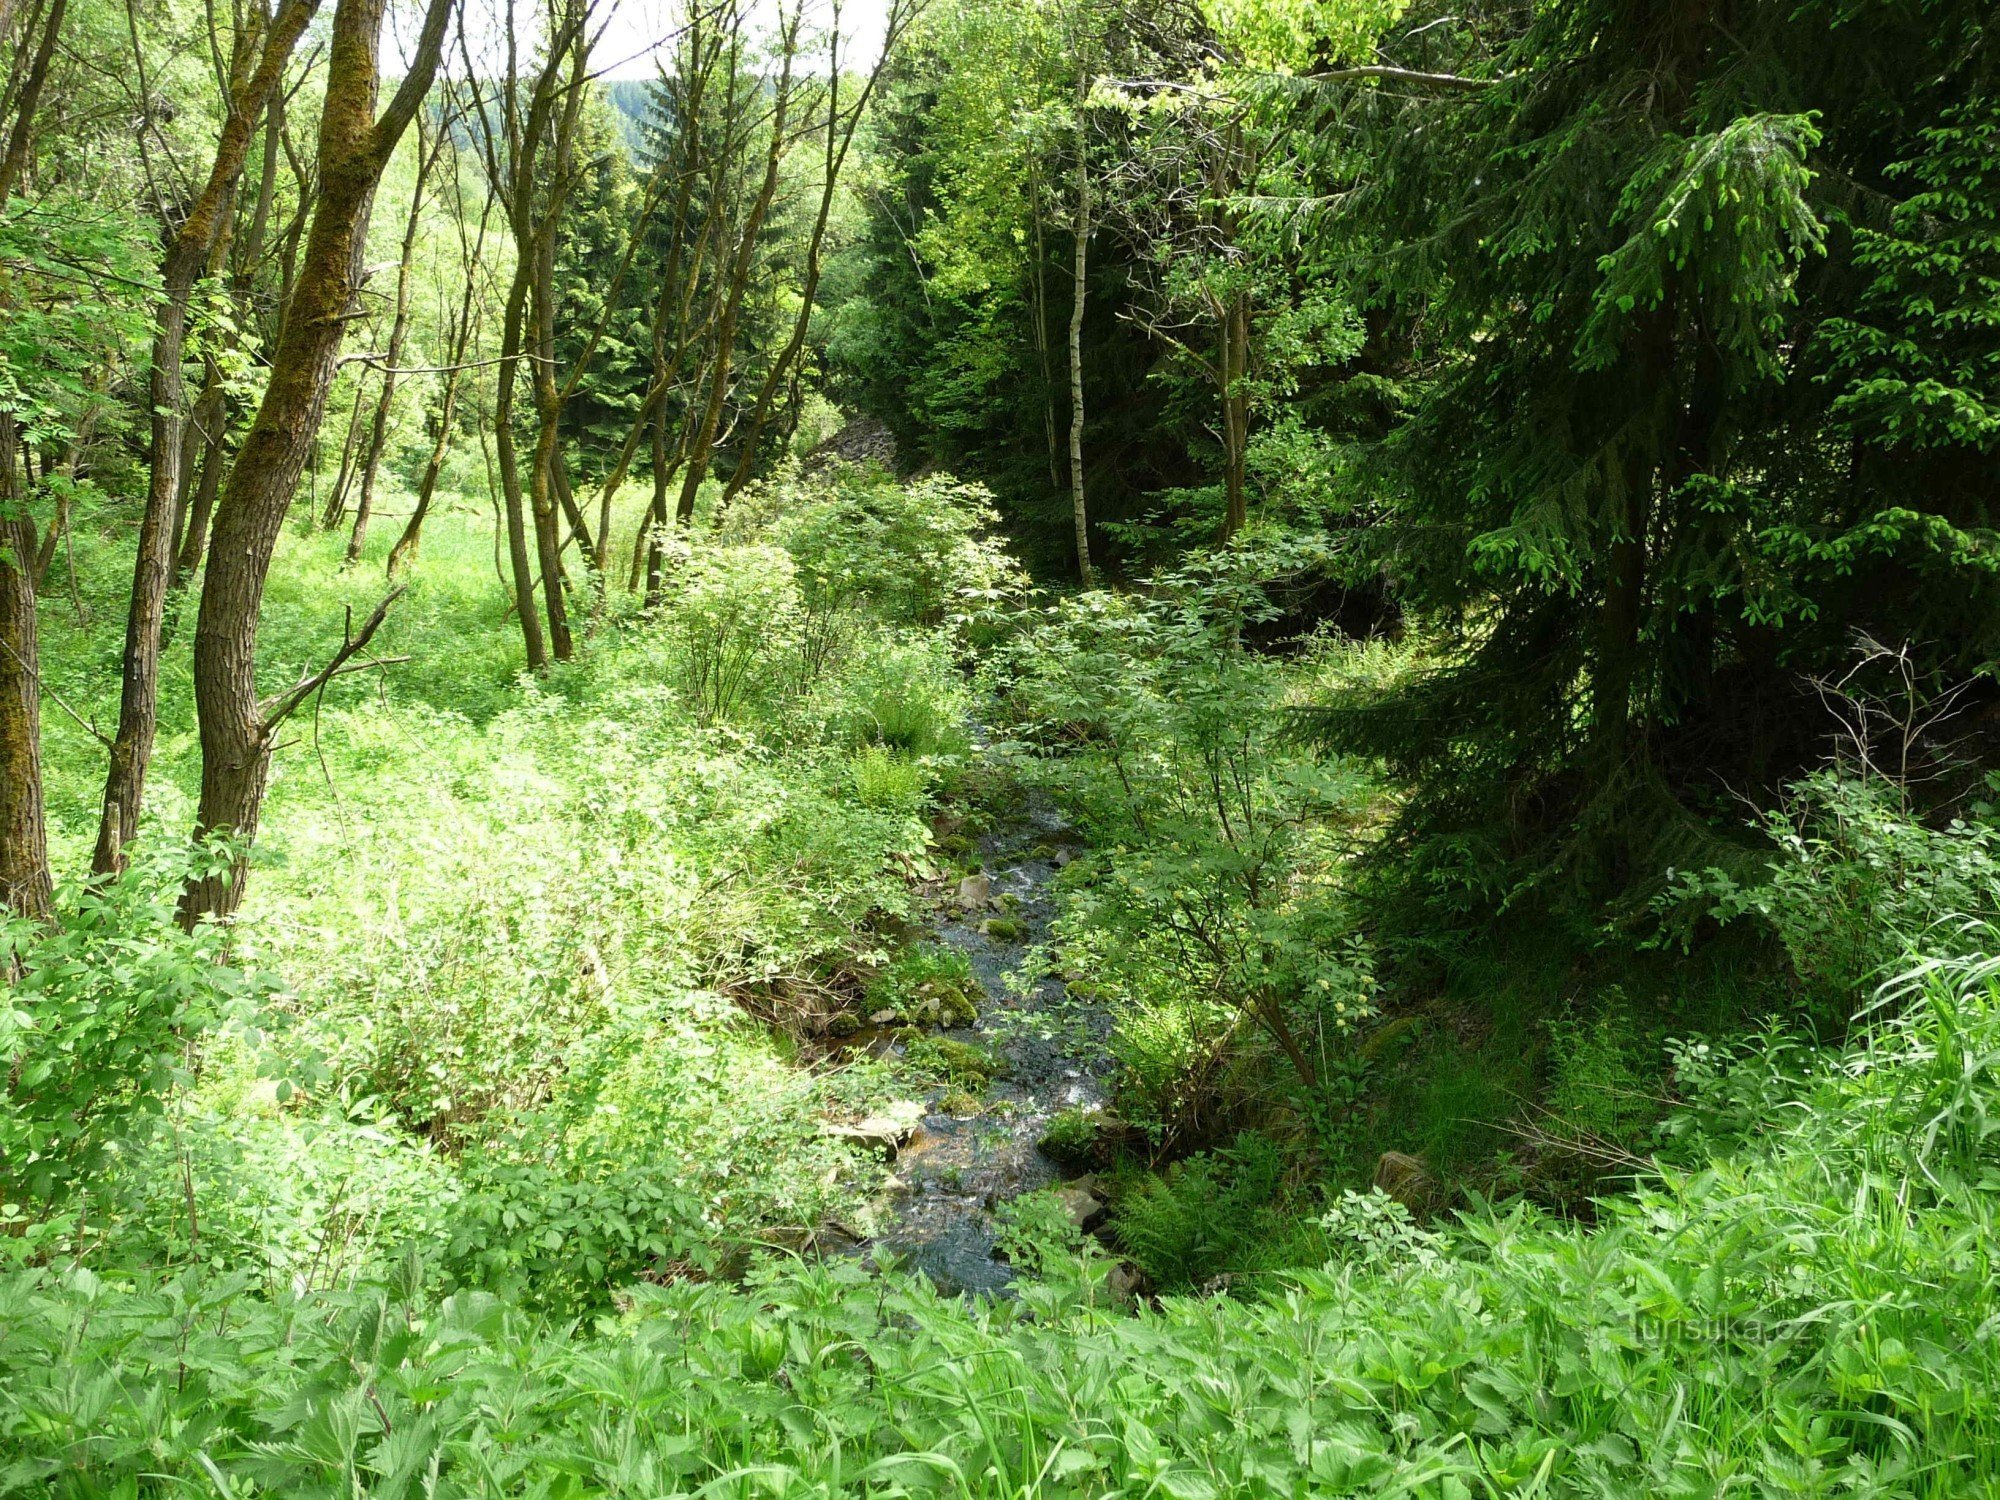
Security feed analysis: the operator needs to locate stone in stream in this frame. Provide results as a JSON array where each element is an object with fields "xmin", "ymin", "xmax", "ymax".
[
  {"xmin": 822, "ymin": 1100, "xmax": 925, "ymax": 1155},
  {"xmin": 1054, "ymin": 1183, "xmax": 1107, "ymax": 1232},
  {"xmin": 1105, "ymin": 1263, "xmax": 1145, "ymax": 1301},
  {"xmin": 956, "ymin": 872, "xmax": 993, "ymax": 910}
]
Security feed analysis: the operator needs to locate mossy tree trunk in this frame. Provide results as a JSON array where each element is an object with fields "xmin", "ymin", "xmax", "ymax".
[{"xmin": 178, "ymin": 0, "xmax": 455, "ymax": 928}]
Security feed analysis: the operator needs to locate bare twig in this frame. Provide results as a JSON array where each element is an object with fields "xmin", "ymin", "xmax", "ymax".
[
  {"xmin": 1306, "ymin": 64, "xmax": 1497, "ymax": 92},
  {"xmin": 258, "ymin": 587, "xmax": 408, "ymax": 730}
]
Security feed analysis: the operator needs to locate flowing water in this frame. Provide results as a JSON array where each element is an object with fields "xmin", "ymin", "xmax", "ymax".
[{"xmin": 863, "ymin": 791, "xmax": 1114, "ymax": 1293}]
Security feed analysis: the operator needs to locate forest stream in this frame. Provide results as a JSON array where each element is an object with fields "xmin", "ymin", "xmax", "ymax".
[{"xmin": 862, "ymin": 787, "xmax": 1115, "ymax": 1293}]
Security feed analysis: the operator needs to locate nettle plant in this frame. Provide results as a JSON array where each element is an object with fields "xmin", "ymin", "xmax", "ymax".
[{"xmin": 991, "ymin": 566, "xmax": 1378, "ymax": 1126}]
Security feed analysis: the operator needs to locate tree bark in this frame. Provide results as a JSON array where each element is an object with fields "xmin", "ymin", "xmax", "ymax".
[
  {"xmin": 1067, "ymin": 79, "xmax": 1094, "ymax": 589},
  {"xmin": 171, "ymin": 369, "xmax": 228, "ymax": 590},
  {"xmin": 178, "ymin": 0, "xmax": 454, "ymax": 927},
  {"xmin": 347, "ymin": 114, "xmax": 440, "ymax": 566},
  {"xmin": 93, "ymin": 0, "xmax": 318, "ymax": 879},
  {"xmin": 528, "ymin": 207, "xmax": 574, "ymax": 657},
  {"xmin": 1218, "ymin": 292, "xmax": 1249, "ymax": 541},
  {"xmin": 319, "ymin": 377, "xmax": 372, "ymax": 528},
  {"xmin": 0, "ymin": 0, "xmax": 64, "ymax": 207},
  {"xmin": 0, "ymin": 416, "xmax": 51, "ymax": 923},
  {"xmin": 491, "ymin": 267, "xmax": 545, "ymax": 666}
]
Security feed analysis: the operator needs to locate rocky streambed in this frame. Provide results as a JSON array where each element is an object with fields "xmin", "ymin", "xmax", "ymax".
[{"xmin": 857, "ymin": 791, "xmax": 1119, "ymax": 1294}]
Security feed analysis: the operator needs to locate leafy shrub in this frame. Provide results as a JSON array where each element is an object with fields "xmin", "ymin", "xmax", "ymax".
[
  {"xmin": 1660, "ymin": 769, "xmax": 2000, "ymax": 1015},
  {"xmin": 660, "ymin": 542, "xmax": 805, "ymax": 721},
  {"xmin": 864, "ymin": 943, "xmax": 979, "ymax": 1027},
  {"xmin": 1543, "ymin": 1002, "xmax": 1662, "ymax": 1150},
  {"xmin": 1, "ymin": 850, "xmax": 265, "ymax": 1206},
  {"xmin": 829, "ymin": 636, "xmax": 970, "ymax": 758},
  {"xmin": 1109, "ymin": 1132, "xmax": 1326, "ymax": 1290},
  {"xmin": 993, "ymin": 1187, "xmax": 1091, "ymax": 1278},
  {"xmin": 901, "ymin": 1032, "xmax": 1002, "ymax": 1088},
  {"xmin": 1037, "ymin": 1105, "xmax": 1104, "ymax": 1164},
  {"xmin": 1104, "ymin": 982, "xmax": 1240, "ymax": 1147},
  {"xmin": 1316, "ymin": 1187, "xmax": 1444, "ymax": 1269},
  {"xmin": 994, "ymin": 582, "xmax": 1380, "ymax": 1121},
  {"xmin": 96, "ymin": 1057, "xmax": 460, "ymax": 1289},
  {"xmin": 777, "ymin": 467, "xmax": 1022, "ymax": 629}
]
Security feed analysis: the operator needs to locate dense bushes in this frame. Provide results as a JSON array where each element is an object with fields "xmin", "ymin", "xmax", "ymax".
[
  {"xmin": 1, "ymin": 849, "xmax": 263, "ymax": 1210},
  {"xmin": 985, "ymin": 551, "xmax": 1381, "ymax": 1145},
  {"xmin": 7, "ymin": 944, "xmax": 2000, "ymax": 1494},
  {"xmin": 6, "ymin": 463, "xmax": 1017, "ymax": 1306}
]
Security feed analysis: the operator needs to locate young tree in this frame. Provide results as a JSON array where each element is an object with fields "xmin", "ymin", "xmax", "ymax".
[
  {"xmin": 667, "ymin": 1, "xmax": 805, "ymax": 528},
  {"xmin": 387, "ymin": 114, "xmax": 496, "ymax": 577},
  {"xmin": 178, "ymin": 0, "xmax": 456, "ymax": 927},
  {"xmin": 93, "ymin": 0, "xmax": 321, "ymax": 879},
  {"xmin": 345, "ymin": 108, "xmax": 447, "ymax": 565},
  {"xmin": 1064, "ymin": 27, "xmax": 1095, "ymax": 586},
  {"xmin": 0, "ymin": 0, "xmax": 72, "ymax": 922},
  {"xmin": 715, "ymin": 0, "xmax": 923, "ymax": 511}
]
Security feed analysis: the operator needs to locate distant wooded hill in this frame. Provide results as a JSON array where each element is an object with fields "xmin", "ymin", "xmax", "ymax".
[{"xmin": 599, "ymin": 79, "xmax": 652, "ymax": 153}]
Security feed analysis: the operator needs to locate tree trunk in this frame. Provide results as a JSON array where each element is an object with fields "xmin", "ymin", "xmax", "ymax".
[
  {"xmin": 31, "ymin": 395, "xmax": 99, "ymax": 590},
  {"xmin": 492, "ymin": 268, "xmax": 545, "ymax": 668},
  {"xmin": 347, "ymin": 116, "xmax": 438, "ymax": 566},
  {"xmin": 1067, "ymin": 100, "xmax": 1094, "ymax": 589},
  {"xmin": 718, "ymin": 4, "xmax": 903, "ymax": 513},
  {"xmin": 529, "ymin": 222, "xmax": 574, "ymax": 657},
  {"xmin": 639, "ymin": 403, "xmax": 672, "ymax": 600},
  {"xmin": 672, "ymin": 20, "xmax": 799, "ymax": 526},
  {"xmin": 171, "ymin": 370, "xmax": 229, "ymax": 591},
  {"xmin": 1029, "ymin": 168, "xmax": 1061, "ymax": 492},
  {"xmin": 178, "ymin": 0, "xmax": 453, "ymax": 928},
  {"xmin": 0, "ymin": 415, "xmax": 51, "ymax": 923},
  {"xmin": 1218, "ymin": 293, "xmax": 1249, "ymax": 541},
  {"xmin": 319, "ymin": 377, "xmax": 371, "ymax": 529},
  {"xmin": 0, "ymin": 0, "xmax": 64, "ymax": 207},
  {"xmin": 93, "ymin": 0, "xmax": 319, "ymax": 880}
]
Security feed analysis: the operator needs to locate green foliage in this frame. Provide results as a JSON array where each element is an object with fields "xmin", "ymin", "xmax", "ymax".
[
  {"xmin": 849, "ymin": 745, "xmax": 927, "ymax": 812},
  {"xmin": 1315, "ymin": 1186, "xmax": 1443, "ymax": 1269},
  {"xmin": 659, "ymin": 541, "xmax": 806, "ymax": 722},
  {"xmin": 1, "ymin": 848, "xmax": 266, "ymax": 1205},
  {"xmin": 1294, "ymin": 0, "xmax": 2000, "ymax": 933},
  {"xmin": 1036, "ymin": 1104, "xmax": 1103, "ymax": 1163},
  {"xmin": 91, "ymin": 1058, "xmax": 461, "ymax": 1290},
  {"xmin": 830, "ymin": 637, "xmax": 971, "ymax": 759},
  {"xmin": 865, "ymin": 943, "xmax": 980, "ymax": 1028},
  {"xmin": 1820, "ymin": 100, "xmax": 2000, "ymax": 468},
  {"xmin": 990, "ymin": 559, "xmax": 1380, "ymax": 1130},
  {"xmin": 776, "ymin": 468, "xmax": 1023, "ymax": 630},
  {"xmin": 1110, "ymin": 1132, "xmax": 1327, "ymax": 1290},
  {"xmin": 1660, "ymin": 770, "xmax": 2000, "ymax": 1016},
  {"xmin": 16, "ymin": 931, "xmax": 2000, "ymax": 1493},
  {"xmin": 1542, "ymin": 1003, "xmax": 1661, "ymax": 1150},
  {"xmin": 992, "ymin": 1186, "xmax": 1091, "ymax": 1278}
]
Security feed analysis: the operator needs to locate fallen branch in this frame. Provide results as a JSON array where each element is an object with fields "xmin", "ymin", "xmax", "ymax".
[
  {"xmin": 258, "ymin": 586, "xmax": 408, "ymax": 730},
  {"xmin": 1307, "ymin": 65, "xmax": 1497, "ymax": 92}
]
